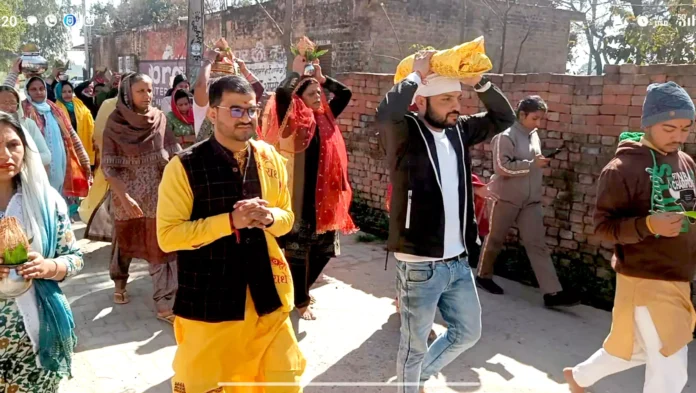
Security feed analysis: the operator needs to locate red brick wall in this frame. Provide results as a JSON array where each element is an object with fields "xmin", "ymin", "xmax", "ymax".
[{"xmin": 337, "ymin": 65, "xmax": 696, "ymax": 306}]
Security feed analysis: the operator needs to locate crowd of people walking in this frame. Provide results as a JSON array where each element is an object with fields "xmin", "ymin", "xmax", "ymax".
[{"xmin": 0, "ymin": 33, "xmax": 694, "ymax": 393}]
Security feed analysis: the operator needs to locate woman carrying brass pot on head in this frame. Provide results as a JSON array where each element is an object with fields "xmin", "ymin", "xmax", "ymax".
[
  {"xmin": 260, "ymin": 37, "xmax": 358, "ymax": 321},
  {"xmin": 0, "ymin": 112, "xmax": 84, "ymax": 392}
]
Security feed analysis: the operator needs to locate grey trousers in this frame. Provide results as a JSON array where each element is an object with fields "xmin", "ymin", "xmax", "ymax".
[
  {"xmin": 477, "ymin": 199, "xmax": 563, "ymax": 294},
  {"xmin": 110, "ymin": 239, "xmax": 178, "ymax": 313}
]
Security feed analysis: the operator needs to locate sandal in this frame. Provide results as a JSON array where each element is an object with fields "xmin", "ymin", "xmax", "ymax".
[
  {"xmin": 157, "ymin": 313, "xmax": 176, "ymax": 325},
  {"xmin": 309, "ymin": 295, "xmax": 316, "ymax": 305},
  {"xmin": 113, "ymin": 291, "xmax": 129, "ymax": 304}
]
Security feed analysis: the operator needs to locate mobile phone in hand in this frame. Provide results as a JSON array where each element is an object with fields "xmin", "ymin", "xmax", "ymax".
[{"xmin": 542, "ymin": 146, "xmax": 566, "ymax": 158}]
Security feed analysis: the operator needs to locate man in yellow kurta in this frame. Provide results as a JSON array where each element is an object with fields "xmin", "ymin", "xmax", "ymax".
[
  {"xmin": 564, "ymin": 82, "xmax": 696, "ymax": 393},
  {"xmin": 157, "ymin": 74, "xmax": 305, "ymax": 393}
]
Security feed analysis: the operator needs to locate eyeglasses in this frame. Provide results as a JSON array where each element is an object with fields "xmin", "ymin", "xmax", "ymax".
[
  {"xmin": 0, "ymin": 101, "xmax": 17, "ymax": 108},
  {"xmin": 216, "ymin": 106, "xmax": 260, "ymax": 119}
]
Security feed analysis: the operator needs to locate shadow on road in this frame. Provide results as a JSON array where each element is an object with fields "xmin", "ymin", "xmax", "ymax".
[
  {"xmin": 67, "ymin": 231, "xmax": 176, "ymax": 354},
  {"xmin": 319, "ymin": 250, "xmax": 573, "ymax": 392},
  {"xmin": 141, "ymin": 379, "xmax": 171, "ymax": 393},
  {"xmin": 308, "ymin": 312, "xmax": 482, "ymax": 393}
]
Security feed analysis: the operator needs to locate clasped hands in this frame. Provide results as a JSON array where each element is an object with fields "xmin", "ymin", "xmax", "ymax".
[{"xmin": 231, "ymin": 197, "xmax": 274, "ymax": 230}]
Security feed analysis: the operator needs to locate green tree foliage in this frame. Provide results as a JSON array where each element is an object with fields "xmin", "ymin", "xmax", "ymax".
[
  {"xmin": 19, "ymin": 0, "xmax": 73, "ymax": 63},
  {"xmin": 553, "ymin": 0, "xmax": 615, "ymax": 75},
  {"xmin": 604, "ymin": 0, "xmax": 696, "ymax": 65},
  {"xmin": 90, "ymin": 0, "xmax": 188, "ymax": 34},
  {"xmin": 88, "ymin": 2, "xmax": 128, "ymax": 35},
  {"xmin": 559, "ymin": 0, "xmax": 696, "ymax": 72},
  {"xmin": 0, "ymin": 0, "xmax": 27, "ymax": 71}
]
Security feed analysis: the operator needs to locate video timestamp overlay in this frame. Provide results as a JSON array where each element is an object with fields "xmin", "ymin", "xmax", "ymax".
[{"xmin": 1, "ymin": 15, "xmax": 20, "ymax": 27}]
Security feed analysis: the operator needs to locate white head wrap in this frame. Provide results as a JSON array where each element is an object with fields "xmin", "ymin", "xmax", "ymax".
[{"xmin": 412, "ymin": 75, "xmax": 462, "ymax": 105}]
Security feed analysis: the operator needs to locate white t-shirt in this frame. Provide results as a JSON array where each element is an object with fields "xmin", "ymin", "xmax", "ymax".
[
  {"xmin": 395, "ymin": 127, "xmax": 466, "ymax": 263},
  {"xmin": 192, "ymin": 101, "xmax": 209, "ymax": 136}
]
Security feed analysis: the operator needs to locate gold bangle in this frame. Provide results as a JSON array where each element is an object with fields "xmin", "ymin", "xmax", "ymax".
[{"xmin": 645, "ymin": 216, "xmax": 656, "ymax": 234}]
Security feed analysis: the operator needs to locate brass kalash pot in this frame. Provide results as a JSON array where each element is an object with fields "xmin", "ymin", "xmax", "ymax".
[
  {"xmin": 19, "ymin": 43, "xmax": 49, "ymax": 77},
  {"xmin": 0, "ymin": 217, "xmax": 33, "ymax": 299},
  {"xmin": 19, "ymin": 44, "xmax": 70, "ymax": 80}
]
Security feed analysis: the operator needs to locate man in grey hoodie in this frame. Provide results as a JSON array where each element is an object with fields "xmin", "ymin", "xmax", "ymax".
[{"xmin": 476, "ymin": 96, "xmax": 579, "ymax": 307}]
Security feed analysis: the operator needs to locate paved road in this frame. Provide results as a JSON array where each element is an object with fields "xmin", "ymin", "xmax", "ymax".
[{"xmin": 58, "ymin": 224, "xmax": 696, "ymax": 393}]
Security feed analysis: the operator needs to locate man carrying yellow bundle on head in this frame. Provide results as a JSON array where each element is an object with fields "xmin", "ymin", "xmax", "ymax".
[
  {"xmin": 377, "ymin": 46, "xmax": 515, "ymax": 393},
  {"xmin": 393, "ymin": 36, "xmax": 493, "ymax": 84}
]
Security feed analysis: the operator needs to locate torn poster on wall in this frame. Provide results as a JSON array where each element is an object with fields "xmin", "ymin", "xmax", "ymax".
[
  {"xmin": 236, "ymin": 43, "xmax": 287, "ymax": 91},
  {"xmin": 139, "ymin": 60, "xmax": 186, "ymax": 108}
]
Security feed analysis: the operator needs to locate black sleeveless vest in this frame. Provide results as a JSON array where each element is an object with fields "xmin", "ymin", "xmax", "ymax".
[{"xmin": 174, "ymin": 137, "xmax": 282, "ymax": 322}]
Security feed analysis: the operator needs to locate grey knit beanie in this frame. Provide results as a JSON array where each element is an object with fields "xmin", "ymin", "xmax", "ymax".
[{"xmin": 642, "ymin": 81, "xmax": 695, "ymax": 129}]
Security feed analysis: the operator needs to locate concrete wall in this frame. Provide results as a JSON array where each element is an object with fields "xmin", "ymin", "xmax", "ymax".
[
  {"xmin": 91, "ymin": 0, "xmax": 582, "ymax": 80},
  {"xmin": 336, "ymin": 64, "xmax": 696, "ymax": 308}
]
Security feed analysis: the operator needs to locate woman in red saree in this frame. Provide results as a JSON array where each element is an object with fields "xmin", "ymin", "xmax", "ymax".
[{"xmin": 260, "ymin": 54, "xmax": 357, "ymax": 320}]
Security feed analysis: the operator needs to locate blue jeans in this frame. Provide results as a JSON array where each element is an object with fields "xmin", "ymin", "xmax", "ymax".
[{"xmin": 396, "ymin": 257, "xmax": 482, "ymax": 393}]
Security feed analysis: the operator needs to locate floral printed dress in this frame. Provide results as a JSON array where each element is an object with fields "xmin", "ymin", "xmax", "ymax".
[{"xmin": 0, "ymin": 202, "xmax": 84, "ymax": 393}]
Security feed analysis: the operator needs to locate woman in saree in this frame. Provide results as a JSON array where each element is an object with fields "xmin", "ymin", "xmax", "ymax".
[
  {"xmin": 0, "ymin": 112, "xmax": 83, "ymax": 392},
  {"xmin": 260, "ymin": 54, "xmax": 357, "ymax": 320},
  {"xmin": 101, "ymin": 73, "xmax": 180, "ymax": 323},
  {"xmin": 55, "ymin": 81, "xmax": 96, "ymax": 168},
  {"xmin": 0, "ymin": 86, "xmax": 52, "ymax": 168},
  {"xmin": 55, "ymin": 81, "xmax": 96, "ymax": 217},
  {"xmin": 165, "ymin": 89, "xmax": 196, "ymax": 148},
  {"xmin": 21, "ymin": 77, "xmax": 91, "ymax": 207}
]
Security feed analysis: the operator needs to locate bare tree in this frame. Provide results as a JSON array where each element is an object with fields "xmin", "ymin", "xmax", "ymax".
[
  {"xmin": 512, "ymin": 4, "xmax": 539, "ymax": 72},
  {"xmin": 551, "ymin": 0, "xmax": 617, "ymax": 75},
  {"xmin": 479, "ymin": 0, "xmax": 516, "ymax": 73},
  {"xmin": 479, "ymin": 0, "xmax": 541, "ymax": 74},
  {"xmin": 513, "ymin": 25, "xmax": 533, "ymax": 72},
  {"xmin": 282, "ymin": 0, "xmax": 293, "ymax": 71},
  {"xmin": 253, "ymin": 0, "xmax": 293, "ymax": 71}
]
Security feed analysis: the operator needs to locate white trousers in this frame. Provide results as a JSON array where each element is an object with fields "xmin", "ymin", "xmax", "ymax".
[{"xmin": 572, "ymin": 306, "xmax": 688, "ymax": 393}]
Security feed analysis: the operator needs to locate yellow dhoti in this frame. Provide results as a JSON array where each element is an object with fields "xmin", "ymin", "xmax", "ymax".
[{"xmin": 172, "ymin": 290, "xmax": 306, "ymax": 393}]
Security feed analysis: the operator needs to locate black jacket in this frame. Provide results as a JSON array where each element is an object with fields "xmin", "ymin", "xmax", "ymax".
[{"xmin": 376, "ymin": 79, "xmax": 515, "ymax": 258}]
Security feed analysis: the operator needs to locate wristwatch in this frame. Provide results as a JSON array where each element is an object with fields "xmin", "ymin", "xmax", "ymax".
[{"xmin": 473, "ymin": 76, "xmax": 490, "ymax": 91}]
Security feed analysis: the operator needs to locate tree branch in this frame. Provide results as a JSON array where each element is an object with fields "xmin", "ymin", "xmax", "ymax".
[
  {"xmin": 380, "ymin": 2, "xmax": 404, "ymax": 58},
  {"xmin": 514, "ymin": 27, "xmax": 532, "ymax": 72},
  {"xmin": 257, "ymin": 0, "xmax": 283, "ymax": 35}
]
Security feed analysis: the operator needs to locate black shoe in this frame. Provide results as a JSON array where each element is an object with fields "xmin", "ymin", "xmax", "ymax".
[
  {"xmin": 544, "ymin": 291, "xmax": 581, "ymax": 308},
  {"xmin": 476, "ymin": 277, "xmax": 504, "ymax": 295}
]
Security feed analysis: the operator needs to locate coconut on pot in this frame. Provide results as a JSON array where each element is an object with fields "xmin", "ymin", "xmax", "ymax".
[{"xmin": 0, "ymin": 217, "xmax": 33, "ymax": 299}]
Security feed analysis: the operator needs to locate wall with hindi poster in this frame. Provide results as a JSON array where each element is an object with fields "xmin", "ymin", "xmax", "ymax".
[
  {"xmin": 336, "ymin": 64, "xmax": 696, "ymax": 309},
  {"xmin": 139, "ymin": 60, "xmax": 187, "ymax": 108}
]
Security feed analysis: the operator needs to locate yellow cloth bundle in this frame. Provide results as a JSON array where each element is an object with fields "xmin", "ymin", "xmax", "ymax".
[{"xmin": 394, "ymin": 36, "xmax": 493, "ymax": 84}]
